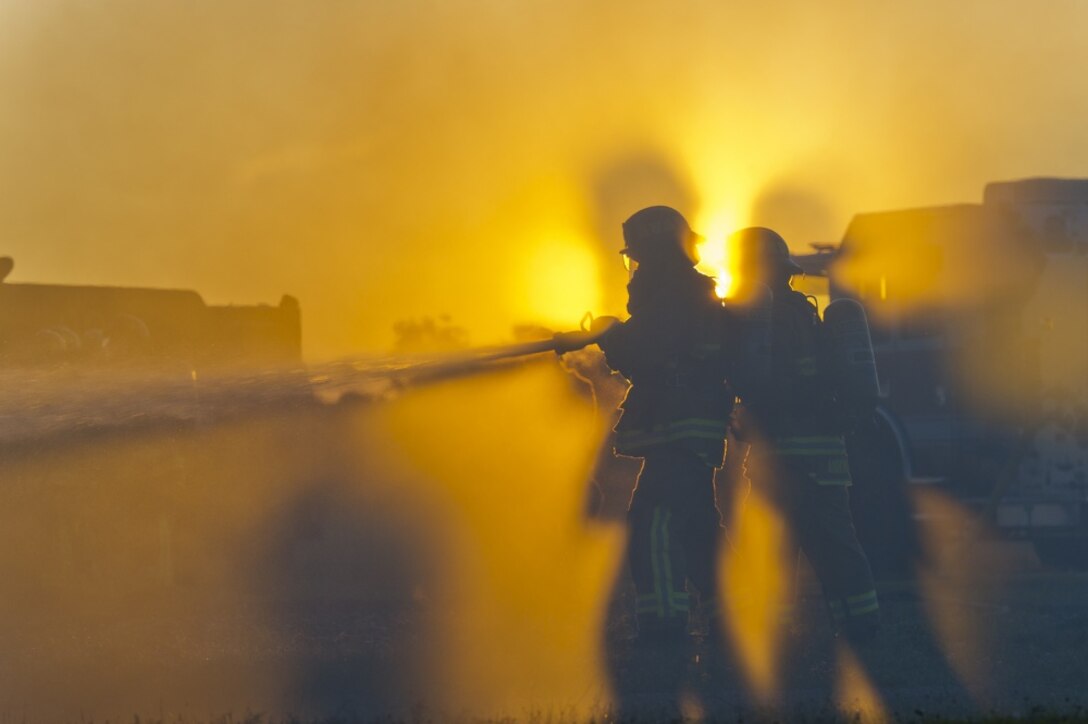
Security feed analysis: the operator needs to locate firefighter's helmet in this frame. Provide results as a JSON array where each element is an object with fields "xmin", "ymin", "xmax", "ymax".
[
  {"xmin": 621, "ymin": 206, "xmax": 699, "ymax": 267},
  {"xmin": 730, "ymin": 226, "xmax": 803, "ymax": 280}
]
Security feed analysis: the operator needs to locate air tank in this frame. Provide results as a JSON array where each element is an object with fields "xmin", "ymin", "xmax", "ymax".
[{"xmin": 823, "ymin": 297, "xmax": 879, "ymax": 414}]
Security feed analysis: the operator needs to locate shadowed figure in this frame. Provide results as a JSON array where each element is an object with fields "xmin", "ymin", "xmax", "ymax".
[
  {"xmin": 250, "ymin": 456, "xmax": 439, "ymax": 717},
  {"xmin": 729, "ymin": 226, "xmax": 880, "ymax": 643},
  {"xmin": 726, "ymin": 226, "xmax": 975, "ymax": 716},
  {"xmin": 557, "ymin": 206, "xmax": 749, "ymax": 719}
]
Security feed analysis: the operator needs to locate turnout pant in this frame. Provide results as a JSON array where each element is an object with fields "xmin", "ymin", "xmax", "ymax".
[
  {"xmin": 627, "ymin": 446, "xmax": 723, "ymax": 638},
  {"xmin": 754, "ymin": 447, "xmax": 880, "ymax": 635}
]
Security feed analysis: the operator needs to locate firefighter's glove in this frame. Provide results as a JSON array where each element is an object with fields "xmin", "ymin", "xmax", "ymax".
[
  {"xmin": 589, "ymin": 315, "xmax": 620, "ymax": 338},
  {"xmin": 552, "ymin": 331, "xmax": 597, "ymax": 355},
  {"xmin": 553, "ymin": 317, "xmax": 621, "ymax": 355}
]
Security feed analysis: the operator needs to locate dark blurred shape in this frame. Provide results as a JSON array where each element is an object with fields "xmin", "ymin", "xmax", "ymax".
[
  {"xmin": 823, "ymin": 298, "xmax": 880, "ymax": 420},
  {"xmin": 0, "ymin": 394, "xmax": 445, "ymax": 721},
  {"xmin": 836, "ymin": 203, "xmax": 1042, "ymax": 316},
  {"xmin": 392, "ymin": 315, "xmax": 469, "ymax": 353},
  {"xmin": 251, "ymin": 472, "xmax": 438, "ymax": 717},
  {"xmin": 731, "ymin": 226, "xmax": 804, "ymax": 279},
  {"xmin": 749, "ymin": 181, "xmax": 837, "ymax": 249},
  {"xmin": 0, "ymin": 278, "xmax": 301, "ymax": 368},
  {"xmin": 594, "ymin": 219, "xmax": 738, "ymax": 718},
  {"xmin": 0, "ymin": 256, "xmax": 12, "ymax": 283},
  {"xmin": 733, "ymin": 223, "xmax": 881, "ymax": 643},
  {"xmin": 588, "ymin": 153, "xmax": 698, "ymax": 312},
  {"xmin": 205, "ymin": 294, "xmax": 301, "ymax": 363},
  {"xmin": 984, "ymin": 177, "xmax": 1088, "ymax": 254},
  {"xmin": 620, "ymin": 205, "xmax": 700, "ymax": 266},
  {"xmin": 984, "ymin": 177, "xmax": 1088, "ymax": 205},
  {"xmin": 818, "ymin": 178, "xmax": 1088, "ymax": 572}
]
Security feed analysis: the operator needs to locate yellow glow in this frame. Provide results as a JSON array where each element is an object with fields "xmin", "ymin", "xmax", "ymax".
[
  {"xmin": 8, "ymin": 0, "xmax": 1088, "ymax": 360},
  {"xmin": 695, "ymin": 206, "xmax": 745, "ymax": 298},
  {"xmin": 518, "ymin": 235, "xmax": 602, "ymax": 329},
  {"xmin": 912, "ymin": 488, "xmax": 995, "ymax": 702},
  {"xmin": 696, "ymin": 207, "xmax": 743, "ymax": 249},
  {"xmin": 679, "ymin": 691, "xmax": 706, "ymax": 721},
  {"xmin": 374, "ymin": 364, "xmax": 622, "ymax": 717},
  {"xmin": 722, "ymin": 480, "xmax": 787, "ymax": 703},
  {"xmin": 836, "ymin": 645, "xmax": 890, "ymax": 722}
]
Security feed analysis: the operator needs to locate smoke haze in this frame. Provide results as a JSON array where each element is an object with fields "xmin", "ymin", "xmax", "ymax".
[
  {"xmin": 0, "ymin": 362, "xmax": 617, "ymax": 720},
  {"xmin": 3, "ymin": 0, "xmax": 1088, "ymax": 357}
]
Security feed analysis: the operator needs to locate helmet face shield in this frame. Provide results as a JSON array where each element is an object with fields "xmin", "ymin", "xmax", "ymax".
[{"xmin": 621, "ymin": 250, "xmax": 639, "ymax": 277}]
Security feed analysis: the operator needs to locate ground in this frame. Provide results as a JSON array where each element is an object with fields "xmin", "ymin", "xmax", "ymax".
[{"xmin": 3, "ymin": 540, "xmax": 1088, "ymax": 723}]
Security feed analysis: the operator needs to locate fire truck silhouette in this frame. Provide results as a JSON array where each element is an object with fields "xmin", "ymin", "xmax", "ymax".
[{"xmin": 797, "ymin": 178, "xmax": 1088, "ymax": 570}]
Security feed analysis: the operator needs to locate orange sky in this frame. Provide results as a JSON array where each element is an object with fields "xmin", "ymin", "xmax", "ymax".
[{"xmin": 2, "ymin": 0, "xmax": 1087, "ymax": 358}]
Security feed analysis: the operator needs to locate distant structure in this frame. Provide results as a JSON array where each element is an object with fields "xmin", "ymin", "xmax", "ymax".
[{"xmin": 0, "ymin": 258, "xmax": 301, "ymax": 368}]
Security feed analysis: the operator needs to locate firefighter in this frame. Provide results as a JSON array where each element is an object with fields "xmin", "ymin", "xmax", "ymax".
[
  {"xmin": 730, "ymin": 226, "xmax": 880, "ymax": 643},
  {"xmin": 585, "ymin": 205, "xmax": 737, "ymax": 645}
]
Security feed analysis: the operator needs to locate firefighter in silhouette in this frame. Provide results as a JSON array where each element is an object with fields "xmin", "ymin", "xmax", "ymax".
[
  {"xmin": 564, "ymin": 206, "xmax": 737, "ymax": 645},
  {"xmin": 730, "ymin": 226, "xmax": 880, "ymax": 642}
]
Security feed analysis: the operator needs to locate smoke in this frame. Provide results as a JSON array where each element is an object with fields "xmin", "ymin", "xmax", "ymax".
[
  {"xmin": 749, "ymin": 180, "xmax": 839, "ymax": 248},
  {"xmin": 367, "ymin": 363, "xmax": 619, "ymax": 716},
  {"xmin": 3, "ymin": 0, "xmax": 1088, "ymax": 357},
  {"xmin": 589, "ymin": 152, "xmax": 699, "ymax": 312},
  {"xmin": 722, "ymin": 479, "xmax": 789, "ymax": 703}
]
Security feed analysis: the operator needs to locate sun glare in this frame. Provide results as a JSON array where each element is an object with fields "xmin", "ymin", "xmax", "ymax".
[
  {"xmin": 723, "ymin": 483, "xmax": 788, "ymax": 703},
  {"xmin": 695, "ymin": 207, "xmax": 743, "ymax": 298}
]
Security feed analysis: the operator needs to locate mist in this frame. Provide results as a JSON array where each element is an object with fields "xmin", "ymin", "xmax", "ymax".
[
  {"xmin": 0, "ymin": 361, "xmax": 620, "ymax": 721},
  {"xmin": 3, "ymin": 0, "xmax": 1088, "ymax": 357}
]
